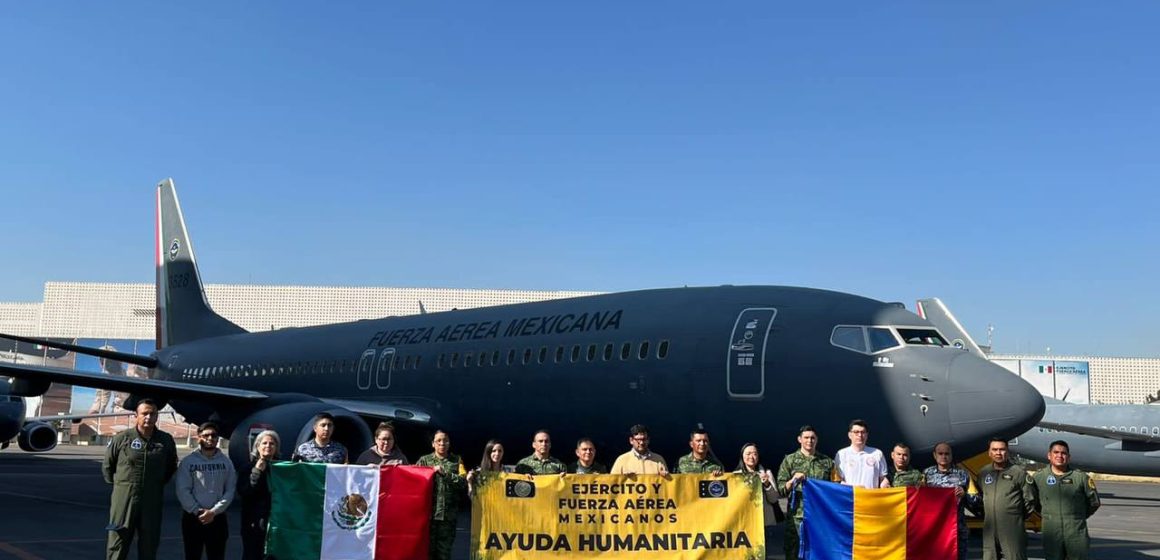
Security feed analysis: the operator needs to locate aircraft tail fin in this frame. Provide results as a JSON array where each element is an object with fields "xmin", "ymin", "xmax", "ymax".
[
  {"xmin": 155, "ymin": 179, "xmax": 246, "ymax": 348},
  {"xmin": 915, "ymin": 298, "xmax": 987, "ymax": 358}
]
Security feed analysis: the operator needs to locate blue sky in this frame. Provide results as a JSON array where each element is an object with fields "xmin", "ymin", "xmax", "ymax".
[{"xmin": 1, "ymin": 2, "xmax": 1156, "ymax": 357}]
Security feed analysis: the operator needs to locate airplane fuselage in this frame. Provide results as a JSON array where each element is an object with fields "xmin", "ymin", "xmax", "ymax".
[{"xmin": 154, "ymin": 285, "xmax": 1042, "ymax": 465}]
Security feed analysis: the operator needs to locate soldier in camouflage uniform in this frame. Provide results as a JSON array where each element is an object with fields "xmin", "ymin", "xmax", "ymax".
[
  {"xmin": 977, "ymin": 437, "xmax": 1034, "ymax": 560},
  {"xmin": 416, "ymin": 430, "xmax": 467, "ymax": 560},
  {"xmin": 1030, "ymin": 440, "xmax": 1101, "ymax": 560},
  {"xmin": 674, "ymin": 428, "xmax": 724, "ymax": 474},
  {"xmin": 102, "ymin": 399, "xmax": 178, "ymax": 560},
  {"xmin": 777, "ymin": 425, "xmax": 837, "ymax": 560},
  {"xmin": 889, "ymin": 442, "xmax": 925, "ymax": 487},
  {"xmin": 923, "ymin": 442, "xmax": 979, "ymax": 560},
  {"xmin": 514, "ymin": 430, "xmax": 567, "ymax": 475}
]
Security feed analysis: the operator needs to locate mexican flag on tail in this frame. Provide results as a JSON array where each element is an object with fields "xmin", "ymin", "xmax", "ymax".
[{"xmin": 267, "ymin": 463, "xmax": 436, "ymax": 560}]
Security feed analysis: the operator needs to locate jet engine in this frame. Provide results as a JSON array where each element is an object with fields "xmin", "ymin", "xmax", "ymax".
[
  {"xmin": 226, "ymin": 401, "xmax": 371, "ymax": 472},
  {"xmin": 17, "ymin": 421, "xmax": 57, "ymax": 452},
  {"xmin": 2, "ymin": 376, "xmax": 51, "ymax": 397},
  {"xmin": 0, "ymin": 395, "xmax": 28, "ymax": 445}
]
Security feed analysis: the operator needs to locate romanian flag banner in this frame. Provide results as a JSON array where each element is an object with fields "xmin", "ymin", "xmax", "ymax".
[
  {"xmin": 801, "ymin": 480, "xmax": 956, "ymax": 560},
  {"xmin": 471, "ymin": 473, "xmax": 765, "ymax": 560},
  {"xmin": 267, "ymin": 463, "xmax": 436, "ymax": 560}
]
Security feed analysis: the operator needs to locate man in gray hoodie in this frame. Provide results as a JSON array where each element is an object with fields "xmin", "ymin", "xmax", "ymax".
[{"xmin": 176, "ymin": 422, "xmax": 237, "ymax": 560}]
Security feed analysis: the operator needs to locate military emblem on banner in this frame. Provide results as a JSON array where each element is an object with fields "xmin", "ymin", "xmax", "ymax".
[
  {"xmin": 506, "ymin": 479, "xmax": 536, "ymax": 498},
  {"xmin": 699, "ymin": 480, "xmax": 729, "ymax": 498}
]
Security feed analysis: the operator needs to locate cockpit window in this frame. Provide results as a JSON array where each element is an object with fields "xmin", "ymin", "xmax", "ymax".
[
  {"xmin": 897, "ymin": 328, "xmax": 949, "ymax": 347},
  {"xmin": 868, "ymin": 328, "xmax": 901, "ymax": 352},
  {"xmin": 831, "ymin": 326, "xmax": 867, "ymax": 353}
]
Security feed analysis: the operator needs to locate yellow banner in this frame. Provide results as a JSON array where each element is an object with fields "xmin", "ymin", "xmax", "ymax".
[{"xmin": 470, "ymin": 473, "xmax": 765, "ymax": 560}]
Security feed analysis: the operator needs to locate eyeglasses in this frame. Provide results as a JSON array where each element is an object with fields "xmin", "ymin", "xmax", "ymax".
[{"xmin": 631, "ymin": 436, "xmax": 649, "ymax": 442}]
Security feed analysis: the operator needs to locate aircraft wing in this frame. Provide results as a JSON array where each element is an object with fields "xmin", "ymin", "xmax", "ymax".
[
  {"xmin": 1037, "ymin": 421, "xmax": 1160, "ymax": 445},
  {"xmin": 0, "ymin": 362, "xmax": 268, "ymax": 403},
  {"xmin": 27, "ymin": 410, "xmax": 182, "ymax": 423},
  {"xmin": 320, "ymin": 398, "xmax": 435, "ymax": 425}
]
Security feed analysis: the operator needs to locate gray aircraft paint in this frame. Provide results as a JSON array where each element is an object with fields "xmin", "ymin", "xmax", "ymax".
[
  {"xmin": 917, "ymin": 297, "xmax": 1160, "ymax": 476},
  {"xmin": 1, "ymin": 181, "xmax": 1046, "ymax": 470}
]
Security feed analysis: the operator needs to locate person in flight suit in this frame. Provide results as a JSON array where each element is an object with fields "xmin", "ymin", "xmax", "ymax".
[
  {"xmin": 977, "ymin": 437, "xmax": 1035, "ymax": 560},
  {"xmin": 1030, "ymin": 440, "xmax": 1101, "ymax": 560},
  {"xmin": 889, "ymin": 442, "xmax": 925, "ymax": 487},
  {"xmin": 102, "ymin": 398, "xmax": 179, "ymax": 560},
  {"xmin": 777, "ymin": 425, "xmax": 838, "ymax": 560}
]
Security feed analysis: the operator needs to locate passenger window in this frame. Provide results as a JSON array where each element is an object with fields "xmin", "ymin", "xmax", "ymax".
[
  {"xmin": 404, "ymin": 356, "xmax": 413, "ymax": 369},
  {"xmin": 450, "ymin": 352, "xmax": 459, "ymax": 368},
  {"xmin": 463, "ymin": 352, "xmax": 473, "ymax": 368},
  {"xmin": 587, "ymin": 344, "xmax": 597, "ymax": 362},
  {"xmin": 523, "ymin": 348, "xmax": 533, "ymax": 365},
  {"xmin": 603, "ymin": 343, "xmax": 614, "ymax": 361},
  {"xmin": 638, "ymin": 341, "xmax": 650, "ymax": 360},
  {"xmin": 477, "ymin": 352, "xmax": 486, "ymax": 367},
  {"xmin": 831, "ymin": 326, "xmax": 867, "ymax": 353},
  {"xmin": 437, "ymin": 354, "xmax": 444, "ymax": 369},
  {"xmin": 868, "ymin": 328, "xmax": 900, "ymax": 352},
  {"xmin": 415, "ymin": 355, "xmax": 423, "ymax": 369},
  {"xmin": 539, "ymin": 347, "xmax": 548, "ymax": 364},
  {"xmin": 621, "ymin": 342, "xmax": 632, "ymax": 360},
  {"xmin": 507, "ymin": 349, "xmax": 516, "ymax": 366},
  {"xmin": 556, "ymin": 346, "xmax": 565, "ymax": 363},
  {"xmin": 658, "ymin": 340, "xmax": 670, "ymax": 359},
  {"xmin": 571, "ymin": 345, "xmax": 581, "ymax": 363},
  {"xmin": 491, "ymin": 351, "xmax": 499, "ymax": 367}
]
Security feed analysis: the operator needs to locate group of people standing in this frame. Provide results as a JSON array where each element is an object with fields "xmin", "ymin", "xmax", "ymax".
[
  {"xmin": 778, "ymin": 419, "xmax": 1101, "ymax": 560},
  {"xmin": 101, "ymin": 403, "xmax": 1102, "ymax": 560}
]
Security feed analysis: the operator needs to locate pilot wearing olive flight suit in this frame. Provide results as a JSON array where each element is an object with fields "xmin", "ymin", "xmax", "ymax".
[
  {"xmin": 977, "ymin": 438, "xmax": 1035, "ymax": 560},
  {"xmin": 103, "ymin": 399, "xmax": 178, "ymax": 560},
  {"xmin": 1030, "ymin": 440, "xmax": 1101, "ymax": 560}
]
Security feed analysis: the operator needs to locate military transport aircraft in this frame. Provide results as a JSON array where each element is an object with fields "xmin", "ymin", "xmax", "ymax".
[
  {"xmin": 916, "ymin": 297, "xmax": 1160, "ymax": 476},
  {"xmin": 1, "ymin": 180, "xmax": 1045, "ymax": 468}
]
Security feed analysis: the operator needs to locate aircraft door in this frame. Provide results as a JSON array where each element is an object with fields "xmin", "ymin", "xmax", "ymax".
[
  {"xmin": 356, "ymin": 349, "xmax": 374, "ymax": 390},
  {"xmin": 375, "ymin": 348, "xmax": 394, "ymax": 390},
  {"xmin": 726, "ymin": 308, "xmax": 776, "ymax": 401}
]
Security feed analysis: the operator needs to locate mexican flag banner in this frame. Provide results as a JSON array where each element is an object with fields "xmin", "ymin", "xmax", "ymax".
[{"xmin": 267, "ymin": 463, "xmax": 436, "ymax": 560}]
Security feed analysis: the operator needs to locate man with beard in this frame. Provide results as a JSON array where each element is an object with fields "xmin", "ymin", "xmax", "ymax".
[{"xmin": 176, "ymin": 421, "xmax": 236, "ymax": 560}]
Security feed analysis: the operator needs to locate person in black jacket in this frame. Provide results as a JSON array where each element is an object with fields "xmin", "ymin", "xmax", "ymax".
[{"xmin": 237, "ymin": 430, "xmax": 280, "ymax": 560}]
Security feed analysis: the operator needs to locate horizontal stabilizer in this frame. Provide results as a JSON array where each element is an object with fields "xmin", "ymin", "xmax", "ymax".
[
  {"xmin": 0, "ymin": 362, "xmax": 267, "ymax": 404},
  {"xmin": 0, "ymin": 332, "xmax": 158, "ymax": 368},
  {"xmin": 1038, "ymin": 420, "xmax": 1160, "ymax": 446}
]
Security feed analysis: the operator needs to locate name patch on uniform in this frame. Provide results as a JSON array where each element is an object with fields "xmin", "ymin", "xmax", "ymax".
[{"xmin": 1001, "ymin": 474, "xmax": 1013, "ymax": 480}]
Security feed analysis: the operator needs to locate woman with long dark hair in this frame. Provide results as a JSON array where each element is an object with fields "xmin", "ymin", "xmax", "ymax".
[
  {"xmin": 734, "ymin": 442, "xmax": 784, "ymax": 529},
  {"xmin": 467, "ymin": 439, "xmax": 505, "ymax": 498}
]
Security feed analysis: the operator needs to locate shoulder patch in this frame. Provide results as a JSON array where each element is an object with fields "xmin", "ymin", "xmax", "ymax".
[{"xmin": 1087, "ymin": 477, "xmax": 1097, "ymax": 490}]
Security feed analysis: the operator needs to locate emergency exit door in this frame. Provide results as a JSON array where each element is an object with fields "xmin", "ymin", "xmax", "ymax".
[{"xmin": 726, "ymin": 308, "xmax": 776, "ymax": 400}]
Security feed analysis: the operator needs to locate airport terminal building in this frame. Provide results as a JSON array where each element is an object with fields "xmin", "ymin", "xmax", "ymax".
[{"xmin": 2, "ymin": 282, "xmax": 1157, "ymax": 419}]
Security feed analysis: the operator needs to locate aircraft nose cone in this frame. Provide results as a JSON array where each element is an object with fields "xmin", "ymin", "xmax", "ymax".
[{"xmin": 946, "ymin": 353, "xmax": 1045, "ymax": 449}]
